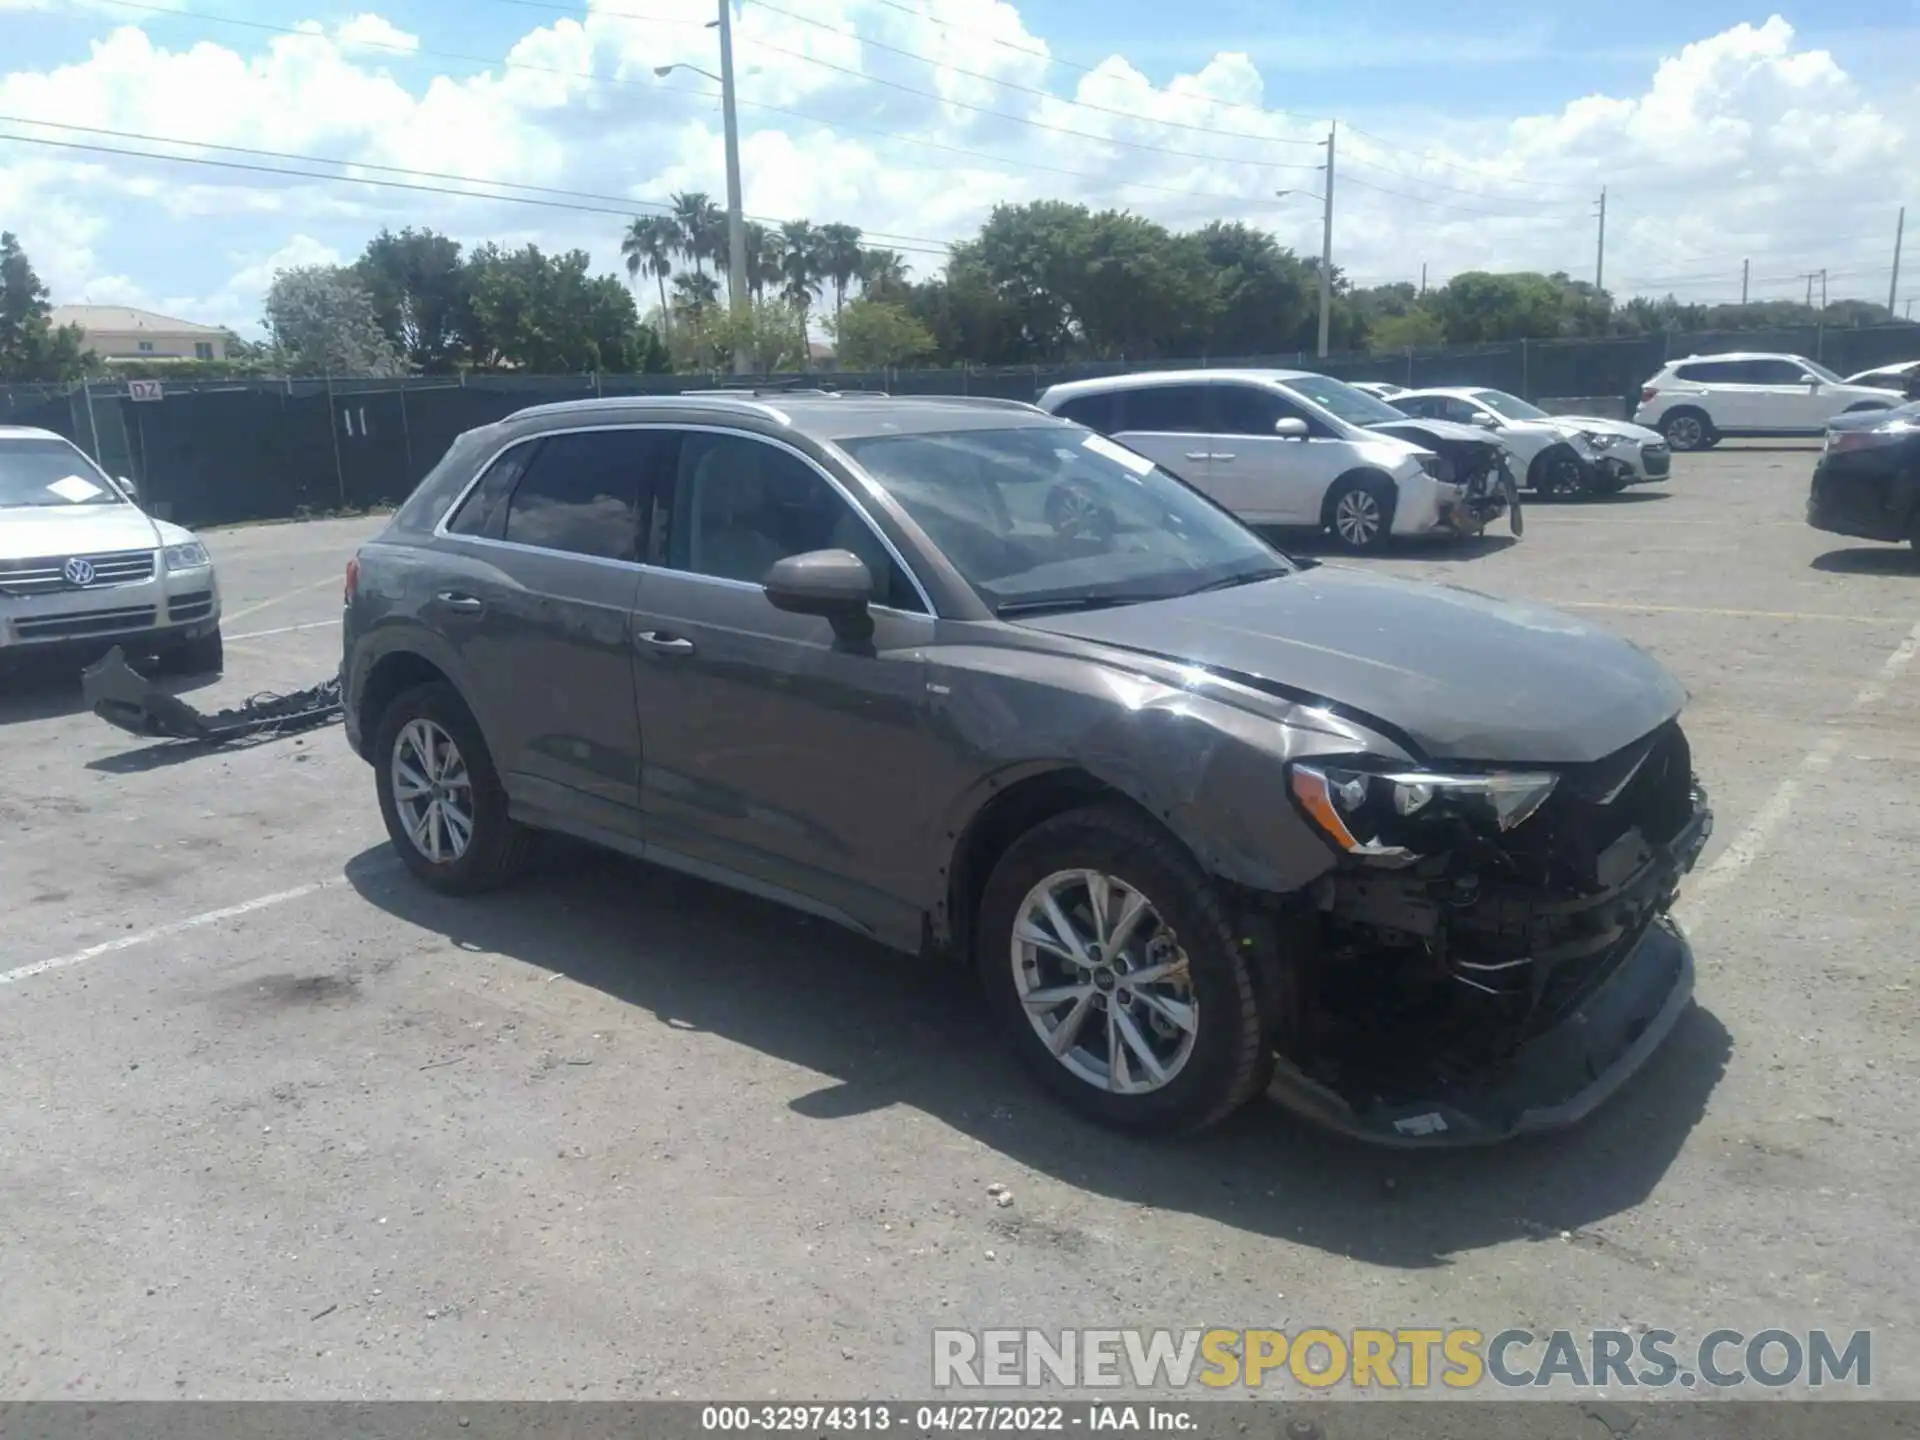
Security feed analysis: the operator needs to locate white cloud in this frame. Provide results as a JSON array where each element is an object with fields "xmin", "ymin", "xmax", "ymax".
[{"xmin": 1, "ymin": 6, "xmax": 1913, "ymax": 332}]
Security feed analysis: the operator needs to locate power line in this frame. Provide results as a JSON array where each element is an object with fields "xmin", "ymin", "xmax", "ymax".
[
  {"xmin": 55, "ymin": 0, "xmax": 1296, "ymax": 207},
  {"xmin": 0, "ymin": 124, "xmax": 959, "ymax": 255},
  {"xmin": 1336, "ymin": 171, "xmax": 1575, "ymax": 221}
]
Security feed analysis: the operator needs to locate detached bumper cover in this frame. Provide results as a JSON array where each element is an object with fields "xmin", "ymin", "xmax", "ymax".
[{"xmin": 82, "ymin": 646, "xmax": 342, "ymax": 743}]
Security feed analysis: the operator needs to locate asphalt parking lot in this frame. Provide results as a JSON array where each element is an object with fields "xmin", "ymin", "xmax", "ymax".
[{"xmin": 2, "ymin": 442, "xmax": 1917, "ymax": 1401}]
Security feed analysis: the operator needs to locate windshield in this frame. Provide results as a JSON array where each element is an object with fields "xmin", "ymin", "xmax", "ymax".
[
  {"xmin": 0, "ymin": 439, "xmax": 123, "ymax": 508},
  {"xmin": 1275, "ymin": 375, "xmax": 1405, "ymax": 426},
  {"xmin": 837, "ymin": 425, "xmax": 1292, "ymax": 615},
  {"xmin": 1798, "ymin": 358, "xmax": 1845, "ymax": 384},
  {"xmin": 1472, "ymin": 390, "xmax": 1550, "ymax": 421}
]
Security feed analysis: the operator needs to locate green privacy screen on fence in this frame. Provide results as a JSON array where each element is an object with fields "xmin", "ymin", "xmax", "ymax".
[{"xmin": 5, "ymin": 322, "xmax": 1915, "ymax": 529}]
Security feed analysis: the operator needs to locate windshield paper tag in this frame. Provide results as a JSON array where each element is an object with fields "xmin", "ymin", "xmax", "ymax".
[
  {"xmin": 1081, "ymin": 433, "xmax": 1154, "ymax": 476},
  {"xmin": 48, "ymin": 474, "xmax": 105, "ymax": 503}
]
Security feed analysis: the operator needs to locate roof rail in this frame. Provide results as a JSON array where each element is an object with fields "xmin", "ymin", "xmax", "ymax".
[{"xmin": 912, "ymin": 395, "xmax": 1051, "ymax": 415}]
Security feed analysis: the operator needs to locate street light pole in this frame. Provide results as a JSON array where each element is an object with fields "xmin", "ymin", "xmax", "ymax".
[
  {"xmin": 1318, "ymin": 121, "xmax": 1336, "ymax": 359},
  {"xmin": 714, "ymin": 0, "xmax": 750, "ymax": 375}
]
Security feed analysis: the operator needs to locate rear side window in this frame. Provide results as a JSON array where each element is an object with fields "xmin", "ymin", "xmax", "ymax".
[
  {"xmin": 445, "ymin": 444, "xmax": 534, "ymax": 539},
  {"xmin": 1118, "ymin": 385, "xmax": 1211, "ymax": 433},
  {"xmin": 1051, "ymin": 393, "xmax": 1119, "ymax": 433},
  {"xmin": 499, "ymin": 429, "xmax": 672, "ymax": 561},
  {"xmin": 1395, "ymin": 395, "xmax": 1442, "ymax": 419},
  {"xmin": 1673, "ymin": 361, "xmax": 1738, "ymax": 383},
  {"xmin": 1744, "ymin": 359, "xmax": 1810, "ymax": 384}
]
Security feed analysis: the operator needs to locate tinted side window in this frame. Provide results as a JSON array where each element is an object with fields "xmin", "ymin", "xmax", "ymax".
[
  {"xmin": 1674, "ymin": 361, "xmax": 1738, "ymax": 383},
  {"xmin": 1442, "ymin": 398, "xmax": 1484, "ymax": 424},
  {"xmin": 1744, "ymin": 359, "xmax": 1809, "ymax": 384},
  {"xmin": 1118, "ymin": 385, "xmax": 1211, "ymax": 433},
  {"xmin": 1053, "ymin": 393, "xmax": 1119, "ymax": 433},
  {"xmin": 1214, "ymin": 384, "xmax": 1300, "ymax": 435},
  {"xmin": 446, "ymin": 445, "xmax": 535, "ymax": 538},
  {"xmin": 1395, "ymin": 396, "xmax": 1440, "ymax": 419},
  {"xmin": 501, "ymin": 430, "xmax": 664, "ymax": 561},
  {"xmin": 658, "ymin": 432, "xmax": 924, "ymax": 612}
]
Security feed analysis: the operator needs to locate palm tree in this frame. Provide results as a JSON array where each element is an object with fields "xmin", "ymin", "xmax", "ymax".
[
  {"xmin": 817, "ymin": 222, "xmax": 864, "ymax": 316},
  {"xmin": 858, "ymin": 247, "xmax": 908, "ymax": 302},
  {"xmin": 672, "ymin": 269, "xmax": 721, "ymax": 312},
  {"xmin": 669, "ymin": 191, "xmax": 723, "ymax": 276},
  {"xmin": 778, "ymin": 219, "xmax": 823, "ymax": 364},
  {"xmin": 621, "ymin": 215, "xmax": 677, "ymax": 333},
  {"xmin": 742, "ymin": 221, "xmax": 779, "ymax": 302}
]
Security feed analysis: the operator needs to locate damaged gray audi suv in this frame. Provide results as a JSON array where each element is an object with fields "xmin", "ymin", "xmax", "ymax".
[{"xmin": 342, "ymin": 392, "xmax": 1713, "ymax": 1144}]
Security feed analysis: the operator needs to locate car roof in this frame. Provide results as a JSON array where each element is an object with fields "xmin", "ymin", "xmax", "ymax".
[
  {"xmin": 1665, "ymin": 351, "xmax": 1809, "ymax": 365},
  {"xmin": 500, "ymin": 392, "xmax": 1059, "ymax": 443},
  {"xmin": 1394, "ymin": 386, "xmax": 1501, "ymax": 399},
  {"xmin": 0, "ymin": 426, "xmax": 73, "ymax": 442},
  {"xmin": 1039, "ymin": 368, "xmax": 1323, "ymax": 401}
]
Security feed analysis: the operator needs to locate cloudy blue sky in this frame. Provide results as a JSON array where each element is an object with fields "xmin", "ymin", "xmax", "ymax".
[{"xmin": 2, "ymin": 0, "xmax": 1914, "ymax": 333}]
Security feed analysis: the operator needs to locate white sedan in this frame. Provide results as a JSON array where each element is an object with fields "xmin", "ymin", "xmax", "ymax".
[{"xmin": 1388, "ymin": 387, "xmax": 1670, "ymax": 496}]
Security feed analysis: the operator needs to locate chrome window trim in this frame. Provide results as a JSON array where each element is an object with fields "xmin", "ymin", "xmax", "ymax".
[{"xmin": 431, "ymin": 421, "xmax": 937, "ymax": 617}]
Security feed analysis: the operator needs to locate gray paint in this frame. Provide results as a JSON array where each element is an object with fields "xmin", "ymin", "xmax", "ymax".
[{"xmin": 346, "ymin": 394, "xmax": 1689, "ymax": 955}]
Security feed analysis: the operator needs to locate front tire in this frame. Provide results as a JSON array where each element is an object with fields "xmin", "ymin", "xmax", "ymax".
[
  {"xmin": 1323, "ymin": 475, "xmax": 1395, "ymax": 553},
  {"xmin": 1530, "ymin": 444, "xmax": 1591, "ymax": 499},
  {"xmin": 373, "ymin": 681, "xmax": 529, "ymax": 895},
  {"xmin": 976, "ymin": 805, "xmax": 1269, "ymax": 1135}
]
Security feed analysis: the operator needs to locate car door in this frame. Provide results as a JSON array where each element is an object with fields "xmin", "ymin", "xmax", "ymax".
[
  {"xmin": 432, "ymin": 427, "xmax": 666, "ymax": 838},
  {"xmin": 1108, "ymin": 384, "xmax": 1216, "ymax": 495},
  {"xmin": 1748, "ymin": 358, "xmax": 1830, "ymax": 430},
  {"xmin": 626, "ymin": 427, "xmax": 941, "ymax": 948},
  {"xmin": 1208, "ymin": 381, "xmax": 1342, "ymax": 523}
]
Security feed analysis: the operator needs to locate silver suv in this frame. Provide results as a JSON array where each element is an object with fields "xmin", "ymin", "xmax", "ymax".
[
  {"xmin": 341, "ymin": 392, "xmax": 1712, "ymax": 1144},
  {"xmin": 0, "ymin": 426, "xmax": 222, "ymax": 671}
]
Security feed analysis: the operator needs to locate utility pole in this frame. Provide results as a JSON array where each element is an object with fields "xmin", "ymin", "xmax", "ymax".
[
  {"xmin": 1820, "ymin": 268, "xmax": 1829, "ymax": 312},
  {"xmin": 715, "ymin": 0, "xmax": 750, "ymax": 375},
  {"xmin": 1803, "ymin": 272, "xmax": 1816, "ymax": 308},
  {"xmin": 1419, "ymin": 262, "xmax": 1427, "ymax": 298},
  {"xmin": 1317, "ymin": 121, "xmax": 1336, "ymax": 359},
  {"xmin": 1594, "ymin": 187, "xmax": 1607, "ymax": 293},
  {"xmin": 1741, "ymin": 258, "xmax": 1749, "ymax": 306},
  {"xmin": 1891, "ymin": 207, "xmax": 1905, "ymax": 317}
]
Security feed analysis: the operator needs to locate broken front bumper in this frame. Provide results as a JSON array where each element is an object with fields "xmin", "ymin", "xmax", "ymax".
[
  {"xmin": 1268, "ymin": 792, "xmax": 1713, "ymax": 1147},
  {"xmin": 81, "ymin": 646, "xmax": 342, "ymax": 743}
]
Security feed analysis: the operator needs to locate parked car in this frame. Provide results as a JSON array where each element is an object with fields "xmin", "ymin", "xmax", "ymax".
[
  {"xmin": 1390, "ymin": 387, "xmax": 1668, "ymax": 496},
  {"xmin": 1635, "ymin": 353, "xmax": 1904, "ymax": 451},
  {"xmin": 342, "ymin": 392, "xmax": 1713, "ymax": 1144},
  {"xmin": 0, "ymin": 426, "xmax": 222, "ymax": 672},
  {"xmin": 1845, "ymin": 359, "xmax": 1920, "ymax": 398},
  {"xmin": 1350, "ymin": 381, "xmax": 1409, "ymax": 400},
  {"xmin": 1035, "ymin": 369, "xmax": 1474, "ymax": 552},
  {"xmin": 1806, "ymin": 401, "xmax": 1920, "ymax": 551}
]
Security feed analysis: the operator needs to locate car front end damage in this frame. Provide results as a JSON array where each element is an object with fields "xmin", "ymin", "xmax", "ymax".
[
  {"xmin": 1371, "ymin": 424, "xmax": 1521, "ymax": 538},
  {"xmin": 1262, "ymin": 720, "xmax": 1712, "ymax": 1145}
]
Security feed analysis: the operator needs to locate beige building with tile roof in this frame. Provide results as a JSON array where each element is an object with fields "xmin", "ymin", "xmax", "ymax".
[{"xmin": 50, "ymin": 305, "xmax": 230, "ymax": 363}]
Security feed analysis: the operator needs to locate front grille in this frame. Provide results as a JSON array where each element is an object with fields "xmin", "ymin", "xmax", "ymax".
[
  {"xmin": 168, "ymin": 590, "xmax": 215, "ymax": 622},
  {"xmin": 14, "ymin": 605, "xmax": 158, "ymax": 640},
  {"xmin": 0, "ymin": 548, "xmax": 156, "ymax": 597}
]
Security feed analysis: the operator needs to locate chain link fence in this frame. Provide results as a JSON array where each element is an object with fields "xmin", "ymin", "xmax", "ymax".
[{"xmin": 6, "ymin": 322, "xmax": 1915, "ymax": 529}]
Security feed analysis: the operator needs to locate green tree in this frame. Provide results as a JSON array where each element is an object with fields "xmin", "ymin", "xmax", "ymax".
[
  {"xmin": 672, "ymin": 269, "xmax": 721, "ymax": 313},
  {"xmin": 1189, "ymin": 222, "xmax": 1314, "ymax": 358},
  {"xmin": 858, "ymin": 247, "xmax": 909, "ymax": 303},
  {"xmin": 353, "ymin": 227, "xmax": 470, "ymax": 371},
  {"xmin": 1431, "ymin": 271, "xmax": 1570, "ymax": 344},
  {"xmin": 670, "ymin": 191, "xmax": 723, "ymax": 278},
  {"xmin": 463, "ymin": 244, "xmax": 658, "ymax": 372},
  {"xmin": 621, "ymin": 215, "xmax": 678, "ymax": 335},
  {"xmin": 0, "ymin": 232, "xmax": 88, "ymax": 382},
  {"xmin": 742, "ymin": 220, "xmax": 779, "ymax": 301},
  {"xmin": 263, "ymin": 265, "xmax": 404, "ymax": 375},
  {"xmin": 669, "ymin": 297, "xmax": 807, "ymax": 374},
  {"xmin": 826, "ymin": 297, "xmax": 935, "ymax": 369},
  {"xmin": 1369, "ymin": 306, "xmax": 1446, "ymax": 349},
  {"xmin": 778, "ymin": 219, "xmax": 823, "ymax": 360},
  {"xmin": 816, "ymin": 222, "xmax": 865, "ymax": 316}
]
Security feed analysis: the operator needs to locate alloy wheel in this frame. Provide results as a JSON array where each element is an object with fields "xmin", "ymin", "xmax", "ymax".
[
  {"xmin": 1665, "ymin": 414, "xmax": 1706, "ymax": 450},
  {"xmin": 1010, "ymin": 869, "xmax": 1198, "ymax": 1095},
  {"xmin": 1333, "ymin": 489, "xmax": 1383, "ymax": 547},
  {"xmin": 391, "ymin": 718, "xmax": 475, "ymax": 864}
]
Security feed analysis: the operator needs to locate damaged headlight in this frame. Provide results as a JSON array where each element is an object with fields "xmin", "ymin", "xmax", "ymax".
[{"xmin": 1288, "ymin": 761, "xmax": 1559, "ymax": 861}]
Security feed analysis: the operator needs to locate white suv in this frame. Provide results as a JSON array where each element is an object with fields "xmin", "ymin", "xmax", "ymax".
[
  {"xmin": 1035, "ymin": 369, "xmax": 1461, "ymax": 552},
  {"xmin": 0, "ymin": 426, "xmax": 223, "ymax": 672},
  {"xmin": 1635, "ymin": 353, "xmax": 1904, "ymax": 451}
]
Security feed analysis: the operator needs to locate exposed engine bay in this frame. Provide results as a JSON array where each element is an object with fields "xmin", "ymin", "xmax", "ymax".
[
  {"xmin": 1265, "ymin": 721, "xmax": 1710, "ymax": 1143},
  {"xmin": 1372, "ymin": 419, "xmax": 1524, "ymax": 537}
]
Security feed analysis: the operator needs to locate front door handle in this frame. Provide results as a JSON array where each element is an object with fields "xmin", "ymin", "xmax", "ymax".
[
  {"xmin": 639, "ymin": 630, "xmax": 695, "ymax": 656},
  {"xmin": 1184, "ymin": 450, "xmax": 1211, "ymax": 461},
  {"xmin": 435, "ymin": 591, "xmax": 483, "ymax": 615}
]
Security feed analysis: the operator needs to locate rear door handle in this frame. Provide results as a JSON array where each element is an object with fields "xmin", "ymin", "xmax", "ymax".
[
  {"xmin": 1211, "ymin": 453, "xmax": 1236, "ymax": 462},
  {"xmin": 435, "ymin": 591, "xmax": 483, "ymax": 615},
  {"xmin": 639, "ymin": 630, "xmax": 695, "ymax": 656}
]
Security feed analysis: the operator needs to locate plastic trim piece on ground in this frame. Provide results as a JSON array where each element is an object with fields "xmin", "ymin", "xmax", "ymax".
[{"xmin": 81, "ymin": 646, "xmax": 343, "ymax": 743}]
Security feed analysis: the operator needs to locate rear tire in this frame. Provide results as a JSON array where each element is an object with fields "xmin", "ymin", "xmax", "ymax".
[
  {"xmin": 1660, "ymin": 408, "xmax": 1715, "ymax": 452},
  {"xmin": 374, "ymin": 681, "xmax": 530, "ymax": 895},
  {"xmin": 158, "ymin": 627, "xmax": 223, "ymax": 676},
  {"xmin": 976, "ymin": 805, "xmax": 1270, "ymax": 1135},
  {"xmin": 1323, "ymin": 474, "xmax": 1395, "ymax": 553}
]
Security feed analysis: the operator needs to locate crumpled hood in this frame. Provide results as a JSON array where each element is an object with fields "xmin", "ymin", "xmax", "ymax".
[
  {"xmin": 1021, "ymin": 566, "xmax": 1685, "ymax": 765},
  {"xmin": 1548, "ymin": 415, "xmax": 1665, "ymax": 445},
  {"xmin": 0, "ymin": 503, "xmax": 161, "ymax": 562}
]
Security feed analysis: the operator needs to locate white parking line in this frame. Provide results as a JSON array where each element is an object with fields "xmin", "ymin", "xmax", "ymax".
[
  {"xmin": 222, "ymin": 575, "xmax": 344, "ymax": 625},
  {"xmin": 1688, "ymin": 615, "xmax": 1920, "ymax": 910},
  {"xmin": 0, "ymin": 882, "xmax": 338, "ymax": 988},
  {"xmin": 227, "ymin": 618, "xmax": 340, "ymax": 642}
]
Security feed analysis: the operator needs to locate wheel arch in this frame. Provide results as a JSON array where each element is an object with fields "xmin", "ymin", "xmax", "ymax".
[
  {"xmin": 356, "ymin": 648, "xmax": 461, "ymax": 757},
  {"xmin": 1319, "ymin": 466, "xmax": 1400, "ymax": 530}
]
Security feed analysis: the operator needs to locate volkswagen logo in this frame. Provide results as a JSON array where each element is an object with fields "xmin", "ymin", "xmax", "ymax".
[{"xmin": 62, "ymin": 557, "xmax": 96, "ymax": 587}]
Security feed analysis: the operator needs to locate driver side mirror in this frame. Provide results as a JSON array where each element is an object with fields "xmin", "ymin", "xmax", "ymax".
[
  {"xmin": 1273, "ymin": 417, "xmax": 1310, "ymax": 439},
  {"xmin": 763, "ymin": 548, "xmax": 874, "ymax": 640},
  {"xmin": 117, "ymin": 475, "xmax": 139, "ymax": 500},
  {"xmin": 1471, "ymin": 412, "xmax": 1500, "ymax": 429},
  {"xmin": 1799, "ymin": 375, "xmax": 1822, "ymax": 388}
]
